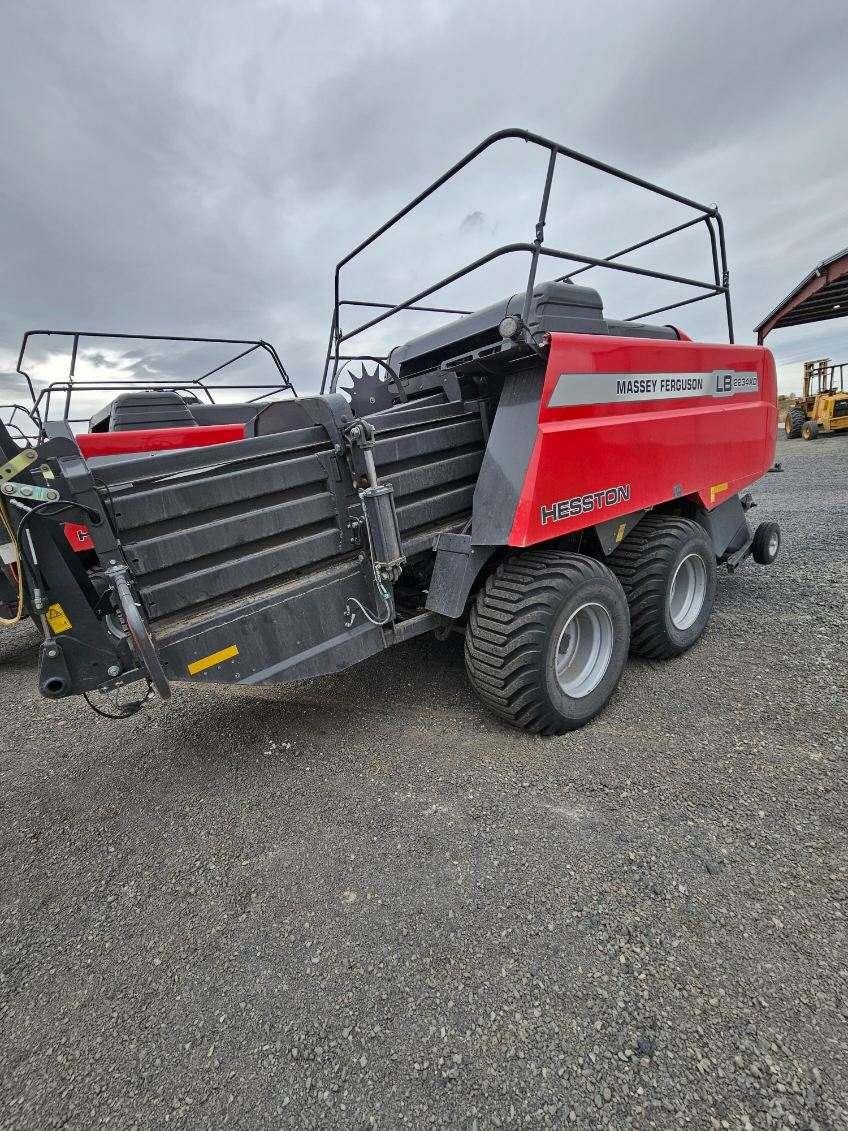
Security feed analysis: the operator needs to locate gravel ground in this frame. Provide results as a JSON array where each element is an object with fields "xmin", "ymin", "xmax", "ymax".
[{"xmin": 1, "ymin": 433, "xmax": 846, "ymax": 1130}]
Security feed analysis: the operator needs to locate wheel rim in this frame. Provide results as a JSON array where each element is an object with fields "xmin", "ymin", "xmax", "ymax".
[
  {"xmin": 554, "ymin": 602, "xmax": 614, "ymax": 699},
  {"xmin": 768, "ymin": 531, "xmax": 779, "ymax": 558},
  {"xmin": 668, "ymin": 553, "xmax": 708, "ymax": 630}
]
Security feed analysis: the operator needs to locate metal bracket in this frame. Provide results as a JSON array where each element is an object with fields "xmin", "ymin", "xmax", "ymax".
[
  {"xmin": 317, "ymin": 450, "xmax": 354, "ymax": 551},
  {"xmin": 343, "ymin": 418, "xmax": 379, "ymax": 488},
  {"xmin": 1, "ymin": 481, "xmax": 59, "ymax": 503},
  {"xmin": 723, "ymin": 536, "xmax": 754, "ymax": 574},
  {"xmin": 0, "ymin": 448, "xmax": 38, "ymax": 483},
  {"xmin": 593, "ymin": 509, "xmax": 647, "ymax": 555},
  {"xmin": 438, "ymin": 370, "xmax": 463, "ymax": 402}
]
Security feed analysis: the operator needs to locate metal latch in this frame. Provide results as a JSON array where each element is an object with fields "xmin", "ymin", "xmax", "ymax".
[{"xmin": 1, "ymin": 482, "xmax": 59, "ymax": 503}]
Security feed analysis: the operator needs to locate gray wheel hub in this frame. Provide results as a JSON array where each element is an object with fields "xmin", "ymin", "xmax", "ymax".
[
  {"xmin": 668, "ymin": 552, "xmax": 708, "ymax": 630},
  {"xmin": 554, "ymin": 601, "xmax": 614, "ymax": 698}
]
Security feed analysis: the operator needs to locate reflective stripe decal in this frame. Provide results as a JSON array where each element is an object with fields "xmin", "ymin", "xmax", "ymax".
[
  {"xmin": 548, "ymin": 370, "xmax": 759, "ymax": 408},
  {"xmin": 187, "ymin": 644, "xmax": 239, "ymax": 676}
]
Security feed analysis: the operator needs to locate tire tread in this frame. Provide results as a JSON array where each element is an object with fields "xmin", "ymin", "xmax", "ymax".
[
  {"xmin": 609, "ymin": 514, "xmax": 714, "ymax": 660},
  {"xmin": 464, "ymin": 551, "xmax": 625, "ymax": 735}
]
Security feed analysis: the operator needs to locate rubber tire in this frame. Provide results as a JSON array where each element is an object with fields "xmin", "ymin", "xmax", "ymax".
[
  {"xmin": 464, "ymin": 550, "xmax": 630, "ymax": 735},
  {"xmin": 751, "ymin": 521, "xmax": 781, "ymax": 565},
  {"xmin": 801, "ymin": 419, "xmax": 818, "ymax": 440},
  {"xmin": 784, "ymin": 408, "xmax": 805, "ymax": 439},
  {"xmin": 609, "ymin": 515, "xmax": 717, "ymax": 660}
]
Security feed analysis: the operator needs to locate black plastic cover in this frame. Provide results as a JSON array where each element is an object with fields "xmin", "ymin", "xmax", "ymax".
[
  {"xmin": 89, "ymin": 393, "xmax": 267, "ymax": 433},
  {"xmin": 387, "ymin": 282, "xmax": 677, "ymax": 381},
  {"xmin": 89, "ymin": 392, "xmax": 198, "ymax": 433}
]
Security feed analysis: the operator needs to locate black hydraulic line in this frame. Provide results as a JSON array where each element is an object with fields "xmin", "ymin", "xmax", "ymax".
[{"xmin": 83, "ymin": 689, "xmax": 148, "ymax": 719}]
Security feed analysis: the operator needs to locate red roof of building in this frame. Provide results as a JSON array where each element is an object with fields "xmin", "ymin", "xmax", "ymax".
[{"xmin": 756, "ymin": 247, "xmax": 848, "ymax": 342}]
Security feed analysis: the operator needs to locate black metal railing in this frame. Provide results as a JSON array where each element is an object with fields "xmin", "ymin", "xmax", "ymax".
[
  {"xmin": 0, "ymin": 403, "xmax": 41, "ymax": 445},
  {"xmin": 14, "ymin": 330, "xmax": 297, "ymax": 433},
  {"xmin": 320, "ymin": 127, "xmax": 733, "ymax": 393}
]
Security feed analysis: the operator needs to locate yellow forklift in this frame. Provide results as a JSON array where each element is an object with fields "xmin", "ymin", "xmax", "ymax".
[
  {"xmin": 783, "ymin": 358, "xmax": 848, "ymax": 440},
  {"xmin": 757, "ymin": 247, "xmax": 848, "ymax": 440}
]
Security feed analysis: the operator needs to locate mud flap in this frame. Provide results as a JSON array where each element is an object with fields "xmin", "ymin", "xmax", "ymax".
[{"xmin": 696, "ymin": 494, "xmax": 751, "ymax": 560}]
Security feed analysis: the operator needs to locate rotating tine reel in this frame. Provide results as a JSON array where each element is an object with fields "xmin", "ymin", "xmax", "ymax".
[{"xmin": 337, "ymin": 362, "xmax": 406, "ymax": 417}]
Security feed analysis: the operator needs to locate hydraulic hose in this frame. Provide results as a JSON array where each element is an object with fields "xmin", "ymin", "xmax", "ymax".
[{"xmin": 0, "ymin": 498, "xmax": 24, "ymax": 626}]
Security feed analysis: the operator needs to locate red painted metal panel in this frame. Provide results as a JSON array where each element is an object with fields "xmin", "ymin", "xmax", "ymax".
[
  {"xmin": 509, "ymin": 333, "xmax": 777, "ymax": 547},
  {"xmin": 76, "ymin": 423, "xmax": 245, "ymax": 458}
]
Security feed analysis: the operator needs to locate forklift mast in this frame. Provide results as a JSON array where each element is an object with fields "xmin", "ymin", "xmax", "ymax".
[{"xmin": 803, "ymin": 358, "xmax": 831, "ymax": 401}]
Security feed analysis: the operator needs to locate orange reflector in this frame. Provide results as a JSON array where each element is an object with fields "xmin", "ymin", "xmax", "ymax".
[{"xmin": 709, "ymin": 482, "xmax": 729, "ymax": 504}]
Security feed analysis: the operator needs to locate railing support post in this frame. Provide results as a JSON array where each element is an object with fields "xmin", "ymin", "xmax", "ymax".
[{"xmin": 521, "ymin": 148, "xmax": 558, "ymax": 329}]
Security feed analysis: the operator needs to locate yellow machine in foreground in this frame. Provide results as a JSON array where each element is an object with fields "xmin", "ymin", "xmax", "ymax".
[{"xmin": 784, "ymin": 358, "xmax": 848, "ymax": 440}]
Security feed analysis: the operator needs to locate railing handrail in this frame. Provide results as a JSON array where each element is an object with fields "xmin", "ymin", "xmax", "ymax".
[
  {"xmin": 321, "ymin": 126, "xmax": 733, "ymax": 392},
  {"xmin": 15, "ymin": 329, "xmax": 297, "ymax": 434}
]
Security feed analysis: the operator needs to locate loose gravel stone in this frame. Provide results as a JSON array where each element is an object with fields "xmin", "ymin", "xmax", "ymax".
[{"xmin": 0, "ymin": 434, "xmax": 845, "ymax": 1129}]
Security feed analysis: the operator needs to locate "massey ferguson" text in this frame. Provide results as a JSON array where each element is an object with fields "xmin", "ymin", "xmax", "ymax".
[{"xmin": 539, "ymin": 483, "xmax": 631, "ymax": 526}]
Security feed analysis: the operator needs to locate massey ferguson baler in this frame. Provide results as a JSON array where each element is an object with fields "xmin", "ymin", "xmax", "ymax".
[{"xmin": 0, "ymin": 129, "xmax": 780, "ymax": 733}]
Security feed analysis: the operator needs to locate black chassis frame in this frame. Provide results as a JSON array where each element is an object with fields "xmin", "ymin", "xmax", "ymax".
[{"xmin": 0, "ymin": 424, "xmax": 145, "ymax": 697}]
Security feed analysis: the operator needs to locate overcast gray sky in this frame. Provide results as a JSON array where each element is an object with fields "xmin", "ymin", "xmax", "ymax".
[{"xmin": 2, "ymin": 0, "xmax": 847, "ymax": 407}]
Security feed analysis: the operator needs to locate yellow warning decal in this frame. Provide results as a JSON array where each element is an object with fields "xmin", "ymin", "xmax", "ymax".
[
  {"xmin": 46, "ymin": 603, "xmax": 72, "ymax": 634},
  {"xmin": 187, "ymin": 644, "xmax": 239, "ymax": 676},
  {"xmin": 615, "ymin": 522, "xmax": 627, "ymax": 543},
  {"xmin": 709, "ymin": 482, "xmax": 729, "ymax": 504}
]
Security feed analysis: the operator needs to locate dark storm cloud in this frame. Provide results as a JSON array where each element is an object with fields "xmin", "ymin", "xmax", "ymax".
[{"xmin": 1, "ymin": 0, "xmax": 846, "ymax": 405}]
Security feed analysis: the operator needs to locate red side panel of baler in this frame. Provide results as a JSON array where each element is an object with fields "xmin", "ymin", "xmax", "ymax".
[
  {"xmin": 76, "ymin": 423, "xmax": 245, "ymax": 459},
  {"xmin": 509, "ymin": 334, "xmax": 777, "ymax": 547}
]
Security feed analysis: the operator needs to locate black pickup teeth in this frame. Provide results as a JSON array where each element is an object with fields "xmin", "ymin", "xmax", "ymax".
[{"xmin": 338, "ymin": 363, "xmax": 394, "ymax": 417}]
